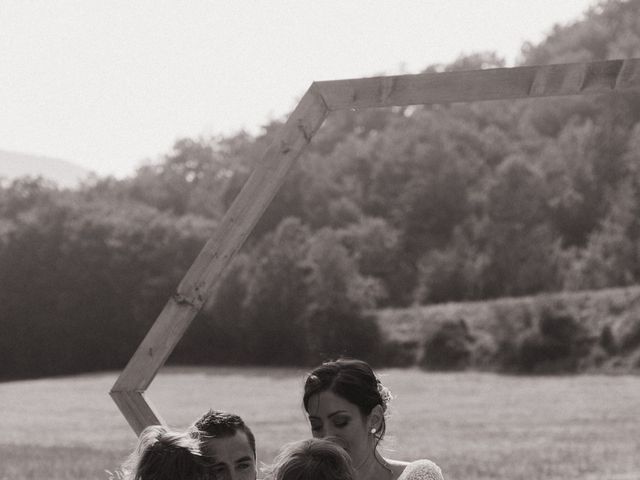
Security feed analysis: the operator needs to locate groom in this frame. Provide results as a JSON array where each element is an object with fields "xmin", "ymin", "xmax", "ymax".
[{"xmin": 191, "ymin": 410, "xmax": 257, "ymax": 480}]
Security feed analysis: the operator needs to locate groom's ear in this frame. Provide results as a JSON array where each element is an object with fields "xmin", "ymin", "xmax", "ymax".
[{"xmin": 369, "ymin": 404, "xmax": 384, "ymax": 431}]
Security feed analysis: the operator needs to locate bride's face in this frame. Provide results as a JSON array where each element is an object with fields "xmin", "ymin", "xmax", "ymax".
[{"xmin": 306, "ymin": 390, "xmax": 373, "ymax": 467}]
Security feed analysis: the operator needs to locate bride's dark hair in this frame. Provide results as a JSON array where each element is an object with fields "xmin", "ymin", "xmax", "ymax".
[{"xmin": 303, "ymin": 358, "xmax": 389, "ymax": 441}]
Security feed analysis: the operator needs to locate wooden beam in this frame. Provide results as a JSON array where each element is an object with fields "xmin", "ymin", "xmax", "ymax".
[
  {"xmin": 617, "ymin": 59, "xmax": 640, "ymax": 89},
  {"xmin": 110, "ymin": 85, "xmax": 328, "ymax": 430},
  {"xmin": 314, "ymin": 58, "xmax": 640, "ymax": 111},
  {"xmin": 111, "ymin": 56, "xmax": 640, "ymax": 435},
  {"xmin": 110, "ymin": 390, "xmax": 164, "ymax": 436}
]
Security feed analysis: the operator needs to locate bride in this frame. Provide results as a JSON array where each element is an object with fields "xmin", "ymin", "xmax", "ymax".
[{"xmin": 302, "ymin": 358, "xmax": 444, "ymax": 480}]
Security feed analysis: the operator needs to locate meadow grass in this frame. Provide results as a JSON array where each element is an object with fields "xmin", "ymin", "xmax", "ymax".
[{"xmin": 1, "ymin": 367, "xmax": 638, "ymax": 480}]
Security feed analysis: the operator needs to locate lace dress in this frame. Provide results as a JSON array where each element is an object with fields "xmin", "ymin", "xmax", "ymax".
[{"xmin": 396, "ymin": 460, "xmax": 444, "ymax": 480}]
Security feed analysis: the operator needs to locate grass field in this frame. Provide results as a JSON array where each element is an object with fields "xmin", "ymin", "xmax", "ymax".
[{"xmin": 1, "ymin": 367, "xmax": 639, "ymax": 480}]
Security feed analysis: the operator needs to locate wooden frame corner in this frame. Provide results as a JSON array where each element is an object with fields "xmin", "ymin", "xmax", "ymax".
[{"xmin": 111, "ymin": 57, "xmax": 640, "ymax": 436}]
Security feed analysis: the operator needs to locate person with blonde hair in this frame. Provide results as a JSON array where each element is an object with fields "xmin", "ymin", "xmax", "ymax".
[
  {"xmin": 264, "ymin": 438, "xmax": 354, "ymax": 480},
  {"xmin": 121, "ymin": 424, "xmax": 213, "ymax": 480}
]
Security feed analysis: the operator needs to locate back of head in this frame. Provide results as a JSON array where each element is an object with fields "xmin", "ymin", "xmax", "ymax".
[
  {"xmin": 126, "ymin": 425, "xmax": 213, "ymax": 480},
  {"xmin": 191, "ymin": 409, "xmax": 256, "ymax": 458},
  {"xmin": 265, "ymin": 438, "xmax": 354, "ymax": 480}
]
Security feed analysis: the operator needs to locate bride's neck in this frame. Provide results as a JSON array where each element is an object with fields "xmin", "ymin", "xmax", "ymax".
[{"xmin": 354, "ymin": 450, "xmax": 393, "ymax": 480}]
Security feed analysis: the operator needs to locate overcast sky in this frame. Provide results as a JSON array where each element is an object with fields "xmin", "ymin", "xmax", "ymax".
[{"xmin": 1, "ymin": 0, "xmax": 597, "ymax": 178}]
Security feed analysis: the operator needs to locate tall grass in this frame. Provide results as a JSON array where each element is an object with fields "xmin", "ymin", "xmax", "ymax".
[{"xmin": 1, "ymin": 367, "xmax": 638, "ymax": 480}]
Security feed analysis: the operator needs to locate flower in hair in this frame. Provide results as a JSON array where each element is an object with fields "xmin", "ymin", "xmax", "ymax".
[{"xmin": 376, "ymin": 381, "xmax": 393, "ymax": 411}]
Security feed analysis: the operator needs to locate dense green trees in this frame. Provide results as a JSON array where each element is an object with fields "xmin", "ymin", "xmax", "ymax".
[
  {"xmin": 0, "ymin": 181, "xmax": 215, "ymax": 377},
  {"xmin": 2, "ymin": 0, "xmax": 640, "ymax": 377}
]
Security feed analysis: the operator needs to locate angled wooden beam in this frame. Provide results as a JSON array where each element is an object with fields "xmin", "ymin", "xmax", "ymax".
[
  {"xmin": 110, "ymin": 84, "xmax": 328, "ymax": 431},
  {"xmin": 110, "ymin": 391, "xmax": 165, "ymax": 435},
  {"xmin": 111, "ymin": 57, "xmax": 640, "ymax": 436},
  {"xmin": 314, "ymin": 58, "xmax": 640, "ymax": 110}
]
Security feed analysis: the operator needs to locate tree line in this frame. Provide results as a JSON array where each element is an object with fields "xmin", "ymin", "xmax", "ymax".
[{"xmin": 2, "ymin": 0, "xmax": 640, "ymax": 378}]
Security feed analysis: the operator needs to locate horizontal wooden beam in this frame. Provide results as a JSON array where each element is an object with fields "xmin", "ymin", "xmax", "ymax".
[
  {"xmin": 314, "ymin": 58, "xmax": 640, "ymax": 111},
  {"xmin": 111, "ymin": 56, "xmax": 640, "ymax": 435}
]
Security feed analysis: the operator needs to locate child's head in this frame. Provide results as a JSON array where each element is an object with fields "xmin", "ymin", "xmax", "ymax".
[
  {"xmin": 265, "ymin": 438, "xmax": 354, "ymax": 480},
  {"xmin": 124, "ymin": 425, "xmax": 213, "ymax": 480}
]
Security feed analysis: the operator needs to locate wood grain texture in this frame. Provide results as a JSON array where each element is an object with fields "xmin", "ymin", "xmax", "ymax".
[
  {"xmin": 110, "ymin": 391, "xmax": 165, "ymax": 436},
  {"xmin": 315, "ymin": 58, "xmax": 640, "ymax": 110},
  {"xmin": 616, "ymin": 58, "xmax": 640, "ymax": 89}
]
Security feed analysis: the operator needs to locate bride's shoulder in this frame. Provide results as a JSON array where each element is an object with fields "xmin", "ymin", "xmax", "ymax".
[{"xmin": 392, "ymin": 459, "xmax": 444, "ymax": 480}]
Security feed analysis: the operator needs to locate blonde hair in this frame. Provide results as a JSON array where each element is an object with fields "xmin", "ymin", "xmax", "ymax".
[
  {"xmin": 122, "ymin": 425, "xmax": 213, "ymax": 480},
  {"xmin": 264, "ymin": 438, "xmax": 354, "ymax": 480}
]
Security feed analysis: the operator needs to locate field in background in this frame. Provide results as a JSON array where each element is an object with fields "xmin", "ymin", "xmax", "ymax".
[{"xmin": 1, "ymin": 367, "xmax": 639, "ymax": 480}]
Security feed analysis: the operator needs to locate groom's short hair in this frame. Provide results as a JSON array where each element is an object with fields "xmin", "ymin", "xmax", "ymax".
[{"xmin": 191, "ymin": 410, "xmax": 256, "ymax": 458}]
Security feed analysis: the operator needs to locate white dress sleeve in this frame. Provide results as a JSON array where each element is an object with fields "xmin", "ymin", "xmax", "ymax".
[{"xmin": 397, "ymin": 459, "xmax": 444, "ymax": 480}]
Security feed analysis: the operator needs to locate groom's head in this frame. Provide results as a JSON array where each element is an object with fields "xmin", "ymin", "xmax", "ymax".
[{"xmin": 192, "ymin": 410, "xmax": 257, "ymax": 480}]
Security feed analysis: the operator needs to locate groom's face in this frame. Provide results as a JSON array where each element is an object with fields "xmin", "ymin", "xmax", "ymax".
[{"xmin": 203, "ymin": 431, "xmax": 257, "ymax": 480}]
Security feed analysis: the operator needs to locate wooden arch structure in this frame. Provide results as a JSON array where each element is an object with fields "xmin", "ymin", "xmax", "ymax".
[{"xmin": 111, "ymin": 57, "xmax": 640, "ymax": 435}]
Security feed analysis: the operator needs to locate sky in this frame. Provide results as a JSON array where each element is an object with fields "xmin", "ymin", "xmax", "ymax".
[{"xmin": 1, "ymin": 0, "xmax": 598, "ymax": 178}]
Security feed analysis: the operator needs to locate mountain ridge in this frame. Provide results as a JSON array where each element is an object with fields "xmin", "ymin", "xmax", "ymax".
[{"xmin": 0, "ymin": 149, "xmax": 93, "ymax": 188}]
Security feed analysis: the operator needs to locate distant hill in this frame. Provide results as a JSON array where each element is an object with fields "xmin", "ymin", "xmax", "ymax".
[{"xmin": 0, "ymin": 149, "xmax": 93, "ymax": 189}]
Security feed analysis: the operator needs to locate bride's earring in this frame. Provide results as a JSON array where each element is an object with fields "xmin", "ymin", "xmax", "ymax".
[{"xmin": 370, "ymin": 427, "xmax": 377, "ymax": 434}]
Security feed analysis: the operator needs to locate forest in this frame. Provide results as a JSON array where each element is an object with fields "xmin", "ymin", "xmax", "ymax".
[{"xmin": 2, "ymin": 0, "xmax": 640, "ymax": 378}]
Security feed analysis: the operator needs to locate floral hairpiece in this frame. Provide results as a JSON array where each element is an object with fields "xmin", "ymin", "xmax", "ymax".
[{"xmin": 376, "ymin": 379, "xmax": 393, "ymax": 412}]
